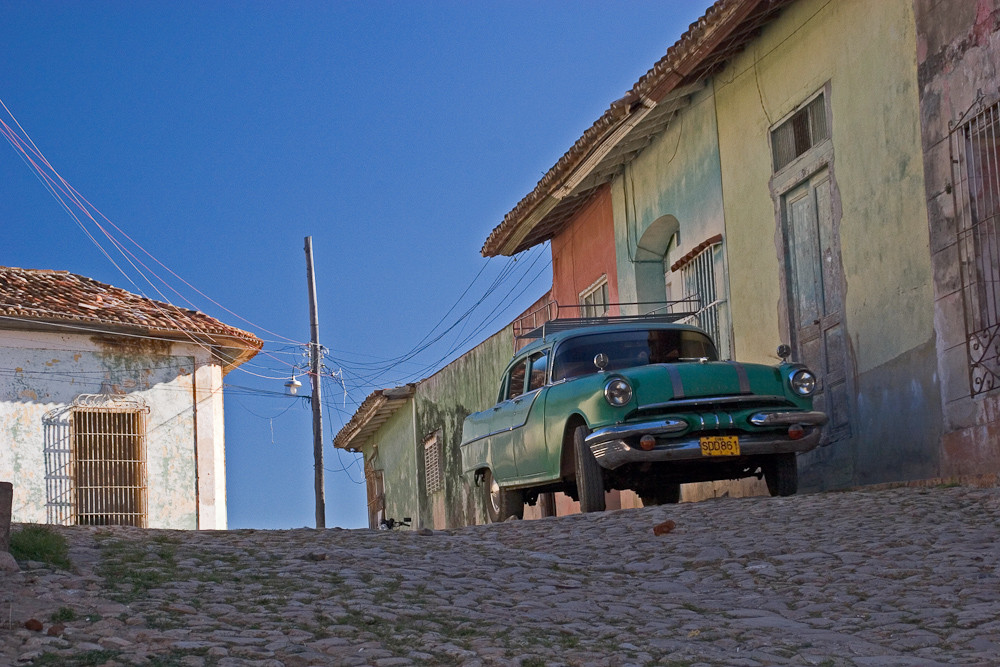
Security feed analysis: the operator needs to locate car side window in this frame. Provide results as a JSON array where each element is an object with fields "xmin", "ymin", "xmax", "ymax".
[
  {"xmin": 527, "ymin": 350, "xmax": 549, "ymax": 392},
  {"xmin": 506, "ymin": 358, "xmax": 528, "ymax": 400}
]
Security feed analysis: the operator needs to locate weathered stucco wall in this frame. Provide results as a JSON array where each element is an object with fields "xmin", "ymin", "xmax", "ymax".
[
  {"xmin": 716, "ymin": 0, "xmax": 933, "ymax": 368},
  {"xmin": 714, "ymin": 0, "xmax": 940, "ymax": 487},
  {"xmin": 365, "ymin": 396, "xmax": 418, "ymax": 527},
  {"xmin": 413, "ymin": 326, "xmax": 515, "ymax": 529},
  {"xmin": 0, "ymin": 329, "xmax": 226, "ymax": 529},
  {"xmin": 612, "ymin": 82, "xmax": 726, "ymax": 313},
  {"xmin": 550, "ymin": 185, "xmax": 619, "ymax": 314},
  {"xmin": 354, "ymin": 326, "xmax": 515, "ymax": 530},
  {"xmin": 914, "ymin": 0, "xmax": 1000, "ymax": 476}
]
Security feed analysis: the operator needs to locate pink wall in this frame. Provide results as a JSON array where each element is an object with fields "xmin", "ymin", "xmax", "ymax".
[{"xmin": 550, "ymin": 185, "xmax": 619, "ymax": 316}]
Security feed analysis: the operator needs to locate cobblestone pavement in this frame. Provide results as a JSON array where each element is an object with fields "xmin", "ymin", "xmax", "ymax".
[{"xmin": 2, "ymin": 484, "xmax": 999, "ymax": 666}]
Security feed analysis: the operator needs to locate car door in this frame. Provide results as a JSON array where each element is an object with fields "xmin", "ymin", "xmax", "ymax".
[
  {"xmin": 510, "ymin": 349, "xmax": 553, "ymax": 479},
  {"xmin": 483, "ymin": 356, "xmax": 531, "ymax": 482}
]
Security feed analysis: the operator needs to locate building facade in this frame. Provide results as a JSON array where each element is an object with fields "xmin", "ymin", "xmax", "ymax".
[{"xmin": 0, "ymin": 267, "xmax": 260, "ymax": 529}]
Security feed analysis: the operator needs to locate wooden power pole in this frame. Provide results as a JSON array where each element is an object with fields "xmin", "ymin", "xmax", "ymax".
[{"xmin": 305, "ymin": 236, "xmax": 326, "ymax": 529}]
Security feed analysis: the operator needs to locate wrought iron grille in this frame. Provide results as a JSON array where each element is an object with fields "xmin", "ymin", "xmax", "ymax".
[
  {"xmin": 70, "ymin": 394, "xmax": 149, "ymax": 527},
  {"xmin": 955, "ymin": 99, "xmax": 1000, "ymax": 395},
  {"xmin": 679, "ymin": 242, "xmax": 729, "ymax": 357}
]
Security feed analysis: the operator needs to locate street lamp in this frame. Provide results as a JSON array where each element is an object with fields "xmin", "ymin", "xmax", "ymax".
[{"xmin": 284, "ymin": 376, "xmax": 302, "ymax": 396}]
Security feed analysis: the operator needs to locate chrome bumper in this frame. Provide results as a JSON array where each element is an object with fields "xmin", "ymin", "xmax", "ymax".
[
  {"xmin": 591, "ymin": 429, "xmax": 822, "ymax": 470},
  {"xmin": 585, "ymin": 409, "xmax": 827, "ymax": 470}
]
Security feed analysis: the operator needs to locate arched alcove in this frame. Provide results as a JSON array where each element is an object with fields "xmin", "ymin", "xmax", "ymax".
[{"xmin": 633, "ymin": 215, "xmax": 679, "ymax": 313}]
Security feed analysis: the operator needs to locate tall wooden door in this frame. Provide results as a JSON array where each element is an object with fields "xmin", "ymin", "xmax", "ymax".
[{"xmin": 784, "ymin": 169, "xmax": 851, "ymax": 443}]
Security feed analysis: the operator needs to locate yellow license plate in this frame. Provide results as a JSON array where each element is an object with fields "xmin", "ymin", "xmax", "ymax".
[{"xmin": 700, "ymin": 435, "xmax": 740, "ymax": 456}]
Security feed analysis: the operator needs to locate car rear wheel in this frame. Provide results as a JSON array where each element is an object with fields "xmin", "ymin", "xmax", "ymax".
[
  {"xmin": 638, "ymin": 483, "xmax": 681, "ymax": 506},
  {"xmin": 573, "ymin": 425, "xmax": 605, "ymax": 513},
  {"xmin": 483, "ymin": 469, "xmax": 523, "ymax": 523},
  {"xmin": 765, "ymin": 453, "xmax": 798, "ymax": 497}
]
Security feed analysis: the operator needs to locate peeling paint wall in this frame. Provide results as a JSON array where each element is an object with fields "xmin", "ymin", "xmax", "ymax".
[
  {"xmin": 612, "ymin": 82, "xmax": 727, "ymax": 315},
  {"xmin": 714, "ymin": 0, "xmax": 940, "ymax": 487},
  {"xmin": 356, "ymin": 326, "xmax": 515, "ymax": 530},
  {"xmin": 413, "ymin": 326, "xmax": 514, "ymax": 529},
  {"xmin": 0, "ymin": 328, "xmax": 226, "ymax": 529},
  {"xmin": 914, "ymin": 0, "xmax": 1000, "ymax": 477}
]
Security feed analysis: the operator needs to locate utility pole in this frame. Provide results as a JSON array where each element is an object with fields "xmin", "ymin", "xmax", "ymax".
[{"xmin": 305, "ymin": 236, "xmax": 326, "ymax": 529}]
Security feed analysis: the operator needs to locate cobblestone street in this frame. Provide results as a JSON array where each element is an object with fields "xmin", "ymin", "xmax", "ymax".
[{"xmin": 2, "ymin": 484, "xmax": 999, "ymax": 666}]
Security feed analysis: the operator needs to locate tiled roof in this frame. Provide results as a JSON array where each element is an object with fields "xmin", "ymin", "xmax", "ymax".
[
  {"xmin": 482, "ymin": 0, "xmax": 792, "ymax": 257},
  {"xmin": 333, "ymin": 384, "xmax": 417, "ymax": 452},
  {"xmin": 0, "ymin": 266, "xmax": 262, "ymax": 370}
]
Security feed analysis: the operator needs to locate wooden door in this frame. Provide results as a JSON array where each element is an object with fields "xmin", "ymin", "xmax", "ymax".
[{"xmin": 784, "ymin": 170, "xmax": 851, "ymax": 443}]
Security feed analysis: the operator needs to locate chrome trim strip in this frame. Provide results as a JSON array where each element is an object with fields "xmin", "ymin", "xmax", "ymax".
[
  {"xmin": 749, "ymin": 410, "xmax": 828, "ymax": 427},
  {"xmin": 585, "ymin": 418, "xmax": 688, "ymax": 446},
  {"xmin": 638, "ymin": 395, "xmax": 789, "ymax": 411}
]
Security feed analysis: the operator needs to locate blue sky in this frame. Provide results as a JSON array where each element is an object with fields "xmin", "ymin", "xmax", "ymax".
[{"xmin": 2, "ymin": 1, "xmax": 712, "ymax": 529}]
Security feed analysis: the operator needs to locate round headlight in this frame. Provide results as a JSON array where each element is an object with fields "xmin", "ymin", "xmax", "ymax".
[
  {"xmin": 604, "ymin": 378, "xmax": 633, "ymax": 406},
  {"xmin": 790, "ymin": 369, "xmax": 817, "ymax": 396}
]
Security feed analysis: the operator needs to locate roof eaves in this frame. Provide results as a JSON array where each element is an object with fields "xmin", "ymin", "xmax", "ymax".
[
  {"xmin": 333, "ymin": 384, "xmax": 417, "ymax": 453},
  {"xmin": 481, "ymin": 0, "xmax": 788, "ymax": 258}
]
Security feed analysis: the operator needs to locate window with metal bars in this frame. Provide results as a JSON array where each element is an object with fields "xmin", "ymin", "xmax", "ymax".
[
  {"xmin": 70, "ymin": 400, "xmax": 149, "ymax": 527},
  {"xmin": 423, "ymin": 431, "xmax": 443, "ymax": 495},
  {"xmin": 956, "ymin": 100, "xmax": 1000, "ymax": 395},
  {"xmin": 772, "ymin": 93, "xmax": 829, "ymax": 172},
  {"xmin": 680, "ymin": 242, "xmax": 726, "ymax": 355}
]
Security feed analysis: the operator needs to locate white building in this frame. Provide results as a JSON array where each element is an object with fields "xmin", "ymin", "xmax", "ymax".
[{"xmin": 0, "ymin": 266, "xmax": 261, "ymax": 529}]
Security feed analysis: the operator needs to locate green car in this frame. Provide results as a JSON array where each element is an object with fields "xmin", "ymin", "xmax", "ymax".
[{"xmin": 460, "ymin": 319, "xmax": 827, "ymax": 522}]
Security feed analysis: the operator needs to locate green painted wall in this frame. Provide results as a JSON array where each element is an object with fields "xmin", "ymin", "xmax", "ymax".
[
  {"xmin": 366, "ymin": 394, "xmax": 417, "ymax": 525},
  {"xmin": 612, "ymin": 83, "xmax": 726, "ymax": 312},
  {"xmin": 414, "ymin": 325, "xmax": 514, "ymax": 528},
  {"xmin": 358, "ymin": 325, "xmax": 515, "ymax": 529}
]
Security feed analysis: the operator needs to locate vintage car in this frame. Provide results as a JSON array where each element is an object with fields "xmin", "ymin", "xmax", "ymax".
[{"xmin": 460, "ymin": 318, "xmax": 827, "ymax": 522}]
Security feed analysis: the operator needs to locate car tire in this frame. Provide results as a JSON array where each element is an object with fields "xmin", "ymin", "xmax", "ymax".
[
  {"xmin": 573, "ymin": 425, "xmax": 605, "ymax": 513},
  {"xmin": 765, "ymin": 453, "xmax": 798, "ymax": 497},
  {"xmin": 483, "ymin": 469, "xmax": 523, "ymax": 523},
  {"xmin": 638, "ymin": 483, "xmax": 681, "ymax": 506}
]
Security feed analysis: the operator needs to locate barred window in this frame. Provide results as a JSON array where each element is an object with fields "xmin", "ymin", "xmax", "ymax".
[
  {"xmin": 423, "ymin": 431, "xmax": 443, "ymax": 495},
  {"xmin": 679, "ymin": 241, "xmax": 728, "ymax": 356},
  {"xmin": 70, "ymin": 396, "xmax": 149, "ymax": 527},
  {"xmin": 957, "ymin": 101, "xmax": 1000, "ymax": 394}
]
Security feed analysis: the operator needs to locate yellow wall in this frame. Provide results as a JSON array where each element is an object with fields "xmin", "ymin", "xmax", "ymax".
[{"xmin": 715, "ymin": 0, "xmax": 932, "ymax": 372}]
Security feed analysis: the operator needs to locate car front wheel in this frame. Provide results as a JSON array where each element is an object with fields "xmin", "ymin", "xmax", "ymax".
[
  {"xmin": 764, "ymin": 453, "xmax": 798, "ymax": 497},
  {"xmin": 483, "ymin": 469, "xmax": 523, "ymax": 523},
  {"xmin": 573, "ymin": 425, "xmax": 606, "ymax": 513}
]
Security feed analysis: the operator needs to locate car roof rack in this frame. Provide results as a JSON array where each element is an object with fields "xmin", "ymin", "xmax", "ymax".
[{"xmin": 516, "ymin": 308, "xmax": 699, "ymax": 341}]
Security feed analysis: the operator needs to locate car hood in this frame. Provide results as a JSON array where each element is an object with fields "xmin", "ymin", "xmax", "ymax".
[{"xmin": 615, "ymin": 360, "xmax": 791, "ymax": 406}]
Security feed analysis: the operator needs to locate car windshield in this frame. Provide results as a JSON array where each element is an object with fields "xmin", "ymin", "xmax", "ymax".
[{"xmin": 551, "ymin": 329, "xmax": 718, "ymax": 381}]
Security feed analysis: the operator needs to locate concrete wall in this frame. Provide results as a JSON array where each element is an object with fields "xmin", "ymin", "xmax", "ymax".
[
  {"xmin": 714, "ymin": 0, "xmax": 940, "ymax": 488},
  {"xmin": 0, "ymin": 328, "xmax": 227, "ymax": 529},
  {"xmin": 915, "ymin": 0, "xmax": 1000, "ymax": 477}
]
